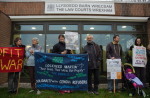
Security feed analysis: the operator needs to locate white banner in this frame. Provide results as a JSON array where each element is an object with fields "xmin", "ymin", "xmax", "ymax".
[
  {"xmin": 45, "ymin": 3, "xmax": 115, "ymax": 14},
  {"xmin": 65, "ymin": 31, "xmax": 79, "ymax": 50},
  {"xmin": 107, "ymin": 59, "xmax": 122, "ymax": 79},
  {"xmin": 132, "ymin": 46, "xmax": 147, "ymax": 67}
]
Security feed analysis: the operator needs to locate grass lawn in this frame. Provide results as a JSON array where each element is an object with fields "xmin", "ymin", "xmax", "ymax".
[{"xmin": 0, "ymin": 88, "xmax": 150, "ymax": 98}]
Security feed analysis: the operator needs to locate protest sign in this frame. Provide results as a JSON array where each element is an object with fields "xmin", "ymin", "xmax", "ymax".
[
  {"xmin": 65, "ymin": 31, "xmax": 79, "ymax": 50},
  {"xmin": 107, "ymin": 59, "xmax": 122, "ymax": 79},
  {"xmin": 35, "ymin": 52, "xmax": 88, "ymax": 91},
  {"xmin": 0, "ymin": 47, "xmax": 25, "ymax": 72},
  {"xmin": 132, "ymin": 46, "xmax": 147, "ymax": 67}
]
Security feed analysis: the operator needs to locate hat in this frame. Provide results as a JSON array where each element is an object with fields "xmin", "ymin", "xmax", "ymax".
[{"xmin": 126, "ymin": 68, "xmax": 132, "ymax": 72}]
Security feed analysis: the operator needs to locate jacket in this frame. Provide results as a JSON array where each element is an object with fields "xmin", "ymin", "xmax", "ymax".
[
  {"xmin": 83, "ymin": 41, "xmax": 102, "ymax": 69},
  {"xmin": 26, "ymin": 44, "xmax": 42, "ymax": 66},
  {"xmin": 52, "ymin": 42, "xmax": 71, "ymax": 54},
  {"xmin": 106, "ymin": 42, "xmax": 122, "ymax": 59}
]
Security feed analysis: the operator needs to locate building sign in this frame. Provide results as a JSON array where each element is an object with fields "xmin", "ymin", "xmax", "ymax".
[
  {"xmin": 35, "ymin": 52, "xmax": 88, "ymax": 91},
  {"xmin": 107, "ymin": 59, "xmax": 122, "ymax": 79},
  {"xmin": 115, "ymin": 0, "xmax": 150, "ymax": 3},
  {"xmin": 45, "ymin": 3, "xmax": 115, "ymax": 14},
  {"xmin": 132, "ymin": 46, "xmax": 147, "ymax": 67},
  {"xmin": 65, "ymin": 31, "xmax": 79, "ymax": 50},
  {"xmin": 0, "ymin": 47, "xmax": 25, "ymax": 72}
]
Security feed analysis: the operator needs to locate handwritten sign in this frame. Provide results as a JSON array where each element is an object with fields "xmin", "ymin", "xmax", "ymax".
[
  {"xmin": 65, "ymin": 31, "xmax": 79, "ymax": 50},
  {"xmin": 132, "ymin": 46, "xmax": 147, "ymax": 67},
  {"xmin": 0, "ymin": 47, "xmax": 25, "ymax": 72},
  {"xmin": 35, "ymin": 52, "xmax": 88, "ymax": 91},
  {"xmin": 107, "ymin": 59, "xmax": 122, "ymax": 79}
]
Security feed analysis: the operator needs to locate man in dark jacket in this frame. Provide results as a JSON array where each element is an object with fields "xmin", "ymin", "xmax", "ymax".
[
  {"xmin": 8, "ymin": 37, "xmax": 25, "ymax": 94},
  {"xmin": 106, "ymin": 35, "xmax": 122, "ymax": 93},
  {"xmin": 83, "ymin": 34, "xmax": 101, "ymax": 95}
]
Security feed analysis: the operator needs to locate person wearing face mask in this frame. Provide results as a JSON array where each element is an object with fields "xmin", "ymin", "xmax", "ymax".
[
  {"xmin": 26, "ymin": 37, "xmax": 42, "ymax": 95},
  {"xmin": 127, "ymin": 38, "xmax": 146, "ymax": 87},
  {"xmin": 8, "ymin": 37, "xmax": 25, "ymax": 94},
  {"xmin": 106, "ymin": 35, "xmax": 123, "ymax": 93},
  {"xmin": 83, "ymin": 34, "xmax": 102, "ymax": 95}
]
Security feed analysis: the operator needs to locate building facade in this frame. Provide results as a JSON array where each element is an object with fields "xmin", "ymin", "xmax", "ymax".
[{"xmin": 0, "ymin": 0, "xmax": 150, "ymax": 84}]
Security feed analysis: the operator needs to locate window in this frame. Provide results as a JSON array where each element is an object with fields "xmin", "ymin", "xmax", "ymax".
[
  {"xmin": 49, "ymin": 25, "xmax": 78, "ymax": 31},
  {"xmin": 117, "ymin": 25, "xmax": 145, "ymax": 31},
  {"xmin": 14, "ymin": 25, "xmax": 43, "ymax": 31},
  {"xmin": 84, "ymin": 25, "xmax": 112, "ymax": 31}
]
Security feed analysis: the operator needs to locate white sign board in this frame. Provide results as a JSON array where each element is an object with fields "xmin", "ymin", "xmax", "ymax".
[
  {"xmin": 107, "ymin": 59, "xmax": 122, "ymax": 79},
  {"xmin": 65, "ymin": 31, "xmax": 79, "ymax": 50},
  {"xmin": 45, "ymin": 3, "xmax": 115, "ymax": 14},
  {"xmin": 132, "ymin": 46, "xmax": 147, "ymax": 67}
]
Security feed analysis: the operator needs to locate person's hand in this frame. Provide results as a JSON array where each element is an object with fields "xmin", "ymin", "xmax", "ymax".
[
  {"xmin": 30, "ymin": 50, "xmax": 34, "ymax": 54},
  {"xmin": 61, "ymin": 50, "xmax": 67, "ymax": 54},
  {"xmin": 111, "ymin": 57, "xmax": 115, "ymax": 59}
]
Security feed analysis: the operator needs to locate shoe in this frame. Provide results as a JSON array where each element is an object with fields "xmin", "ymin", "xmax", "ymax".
[
  {"xmin": 58, "ymin": 91, "xmax": 65, "ymax": 94},
  {"xmin": 8, "ymin": 91, "xmax": 14, "ymax": 94},
  {"xmin": 93, "ymin": 91, "xmax": 99, "ymax": 95},
  {"xmin": 108, "ymin": 90, "xmax": 112, "ymax": 93},
  {"xmin": 28, "ymin": 90, "xmax": 35, "ymax": 93},
  {"xmin": 36, "ymin": 90, "xmax": 41, "ymax": 95},
  {"xmin": 13, "ymin": 91, "xmax": 17, "ymax": 94},
  {"xmin": 117, "ymin": 90, "xmax": 121, "ymax": 93},
  {"xmin": 87, "ymin": 91, "xmax": 94, "ymax": 94}
]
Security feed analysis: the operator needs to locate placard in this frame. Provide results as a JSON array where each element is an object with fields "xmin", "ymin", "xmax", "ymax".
[{"xmin": 107, "ymin": 59, "xmax": 122, "ymax": 79}]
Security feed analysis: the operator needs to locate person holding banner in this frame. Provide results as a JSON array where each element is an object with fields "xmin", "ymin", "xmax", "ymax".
[
  {"xmin": 83, "ymin": 34, "xmax": 101, "ymax": 95},
  {"xmin": 26, "ymin": 37, "xmax": 42, "ymax": 94},
  {"xmin": 106, "ymin": 35, "xmax": 122, "ymax": 93},
  {"xmin": 52, "ymin": 34, "xmax": 71, "ymax": 54},
  {"xmin": 52, "ymin": 34, "xmax": 71, "ymax": 94},
  {"xmin": 8, "ymin": 37, "xmax": 25, "ymax": 94}
]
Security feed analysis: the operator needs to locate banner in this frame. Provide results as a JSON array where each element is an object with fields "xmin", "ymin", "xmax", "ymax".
[
  {"xmin": 107, "ymin": 59, "xmax": 122, "ymax": 79},
  {"xmin": 0, "ymin": 47, "xmax": 25, "ymax": 72},
  {"xmin": 35, "ymin": 52, "xmax": 88, "ymax": 91},
  {"xmin": 45, "ymin": 3, "xmax": 115, "ymax": 14},
  {"xmin": 65, "ymin": 31, "xmax": 79, "ymax": 50},
  {"xmin": 132, "ymin": 46, "xmax": 147, "ymax": 67}
]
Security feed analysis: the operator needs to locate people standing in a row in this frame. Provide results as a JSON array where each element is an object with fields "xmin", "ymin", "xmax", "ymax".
[
  {"xmin": 83, "ymin": 35, "xmax": 102, "ymax": 95},
  {"xmin": 106, "ymin": 35, "xmax": 123, "ymax": 93},
  {"xmin": 8, "ymin": 37, "xmax": 25, "ymax": 94},
  {"xmin": 26, "ymin": 37, "xmax": 42, "ymax": 95}
]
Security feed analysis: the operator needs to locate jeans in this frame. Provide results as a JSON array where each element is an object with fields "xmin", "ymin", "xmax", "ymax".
[
  {"xmin": 108, "ymin": 79, "xmax": 119, "ymax": 91},
  {"xmin": 8, "ymin": 72, "xmax": 19, "ymax": 92}
]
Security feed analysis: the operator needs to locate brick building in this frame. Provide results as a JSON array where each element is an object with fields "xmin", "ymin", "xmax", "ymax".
[{"xmin": 0, "ymin": 0, "xmax": 150, "ymax": 84}]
